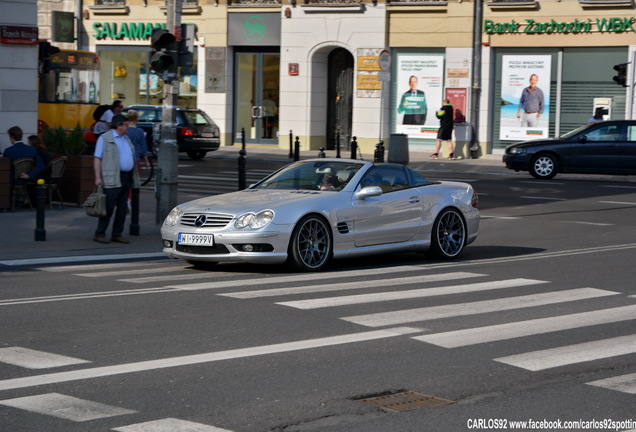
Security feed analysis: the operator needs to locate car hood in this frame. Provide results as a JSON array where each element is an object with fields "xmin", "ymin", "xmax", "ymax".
[
  {"xmin": 178, "ymin": 189, "xmax": 335, "ymax": 214},
  {"xmin": 508, "ymin": 137, "xmax": 568, "ymax": 149}
]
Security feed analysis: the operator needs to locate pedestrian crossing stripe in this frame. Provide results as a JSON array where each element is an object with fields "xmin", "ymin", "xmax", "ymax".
[
  {"xmin": 587, "ymin": 372, "xmax": 636, "ymax": 394},
  {"xmin": 275, "ymin": 278, "xmax": 546, "ymax": 309},
  {"xmin": 495, "ymin": 334, "xmax": 636, "ymax": 371},
  {"xmin": 113, "ymin": 418, "xmax": 233, "ymax": 432},
  {"xmin": 224, "ymin": 272, "xmax": 487, "ymax": 299},
  {"xmin": 0, "ymin": 347, "xmax": 90, "ymax": 369},
  {"xmin": 340, "ymin": 288, "xmax": 619, "ymax": 327},
  {"xmin": 413, "ymin": 304, "xmax": 636, "ymax": 348},
  {"xmin": 0, "ymin": 393, "xmax": 135, "ymax": 422}
]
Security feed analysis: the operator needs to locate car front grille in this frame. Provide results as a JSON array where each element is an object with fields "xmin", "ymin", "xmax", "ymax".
[
  {"xmin": 176, "ymin": 244, "xmax": 230, "ymax": 254},
  {"xmin": 181, "ymin": 213, "xmax": 233, "ymax": 228}
]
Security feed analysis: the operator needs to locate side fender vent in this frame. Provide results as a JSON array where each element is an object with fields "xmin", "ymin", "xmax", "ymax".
[{"xmin": 337, "ymin": 222, "xmax": 349, "ymax": 234}]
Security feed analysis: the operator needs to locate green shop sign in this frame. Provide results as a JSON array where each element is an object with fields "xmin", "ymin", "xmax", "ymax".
[
  {"xmin": 484, "ymin": 17, "xmax": 635, "ymax": 35},
  {"xmin": 92, "ymin": 22, "xmax": 166, "ymax": 40}
]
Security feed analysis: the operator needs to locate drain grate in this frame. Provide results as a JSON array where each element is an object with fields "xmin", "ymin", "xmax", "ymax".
[{"xmin": 354, "ymin": 390, "xmax": 454, "ymax": 412}]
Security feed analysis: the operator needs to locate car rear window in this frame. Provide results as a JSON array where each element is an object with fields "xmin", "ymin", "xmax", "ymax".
[{"xmin": 181, "ymin": 110, "xmax": 213, "ymax": 126}]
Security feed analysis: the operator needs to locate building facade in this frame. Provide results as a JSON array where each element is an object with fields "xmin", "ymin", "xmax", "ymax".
[
  {"xmin": 0, "ymin": 0, "xmax": 38, "ymax": 153},
  {"xmin": 38, "ymin": 0, "xmax": 636, "ymax": 156}
]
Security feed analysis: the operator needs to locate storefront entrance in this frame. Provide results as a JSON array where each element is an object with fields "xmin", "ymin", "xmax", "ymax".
[
  {"xmin": 326, "ymin": 48, "xmax": 354, "ymax": 150},
  {"xmin": 234, "ymin": 51, "xmax": 280, "ymax": 144}
]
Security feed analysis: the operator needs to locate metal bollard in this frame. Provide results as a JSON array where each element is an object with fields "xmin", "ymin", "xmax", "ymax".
[
  {"xmin": 238, "ymin": 149, "xmax": 247, "ymax": 190},
  {"xmin": 241, "ymin": 127, "xmax": 246, "ymax": 152},
  {"xmin": 294, "ymin": 137, "xmax": 300, "ymax": 161},
  {"xmin": 35, "ymin": 179, "xmax": 46, "ymax": 241},
  {"xmin": 373, "ymin": 141, "xmax": 385, "ymax": 163},
  {"xmin": 289, "ymin": 130, "xmax": 294, "ymax": 158},
  {"xmin": 129, "ymin": 187, "xmax": 140, "ymax": 236},
  {"xmin": 318, "ymin": 147, "xmax": 326, "ymax": 158},
  {"xmin": 350, "ymin": 137, "xmax": 357, "ymax": 160}
]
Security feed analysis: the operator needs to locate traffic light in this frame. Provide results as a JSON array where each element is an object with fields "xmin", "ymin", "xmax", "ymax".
[
  {"xmin": 149, "ymin": 28, "xmax": 177, "ymax": 82},
  {"xmin": 613, "ymin": 63, "xmax": 628, "ymax": 87},
  {"xmin": 38, "ymin": 41, "xmax": 61, "ymax": 74}
]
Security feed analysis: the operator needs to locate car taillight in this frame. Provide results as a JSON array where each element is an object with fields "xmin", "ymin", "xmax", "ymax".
[
  {"xmin": 179, "ymin": 127, "xmax": 194, "ymax": 137},
  {"xmin": 37, "ymin": 120, "xmax": 48, "ymax": 135},
  {"xmin": 471, "ymin": 190, "xmax": 479, "ymax": 208}
]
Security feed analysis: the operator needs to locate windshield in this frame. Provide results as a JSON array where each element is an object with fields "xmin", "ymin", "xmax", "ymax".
[
  {"xmin": 255, "ymin": 161, "xmax": 364, "ymax": 191},
  {"xmin": 559, "ymin": 123, "xmax": 594, "ymax": 139}
]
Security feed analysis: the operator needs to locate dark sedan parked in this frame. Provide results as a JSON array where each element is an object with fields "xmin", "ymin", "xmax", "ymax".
[
  {"xmin": 503, "ymin": 120, "xmax": 636, "ymax": 179},
  {"xmin": 124, "ymin": 105, "xmax": 221, "ymax": 160}
]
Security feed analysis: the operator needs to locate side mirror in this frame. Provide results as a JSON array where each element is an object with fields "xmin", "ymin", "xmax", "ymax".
[
  {"xmin": 578, "ymin": 135, "xmax": 588, "ymax": 143},
  {"xmin": 355, "ymin": 186, "xmax": 383, "ymax": 200}
]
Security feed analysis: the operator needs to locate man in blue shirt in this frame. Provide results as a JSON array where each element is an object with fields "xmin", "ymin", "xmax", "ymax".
[{"xmin": 3, "ymin": 126, "xmax": 44, "ymax": 184}]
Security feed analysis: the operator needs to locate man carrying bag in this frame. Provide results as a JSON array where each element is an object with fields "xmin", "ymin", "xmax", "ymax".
[{"xmin": 92, "ymin": 114, "xmax": 140, "ymax": 244}]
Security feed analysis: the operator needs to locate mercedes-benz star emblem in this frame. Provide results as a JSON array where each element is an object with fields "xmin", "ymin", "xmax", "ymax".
[{"xmin": 194, "ymin": 215, "xmax": 207, "ymax": 227}]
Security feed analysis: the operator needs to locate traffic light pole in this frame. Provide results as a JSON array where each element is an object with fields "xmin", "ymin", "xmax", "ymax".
[{"xmin": 156, "ymin": 0, "xmax": 182, "ymax": 224}]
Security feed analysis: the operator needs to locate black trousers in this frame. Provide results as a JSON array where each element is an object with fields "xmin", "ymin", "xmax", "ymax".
[{"xmin": 94, "ymin": 171, "xmax": 133, "ymax": 239}]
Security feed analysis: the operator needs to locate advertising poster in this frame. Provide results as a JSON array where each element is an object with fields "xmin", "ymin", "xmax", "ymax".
[
  {"xmin": 394, "ymin": 54, "xmax": 444, "ymax": 139},
  {"xmin": 445, "ymin": 88, "xmax": 467, "ymax": 123},
  {"xmin": 500, "ymin": 55, "xmax": 551, "ymax": 140}
]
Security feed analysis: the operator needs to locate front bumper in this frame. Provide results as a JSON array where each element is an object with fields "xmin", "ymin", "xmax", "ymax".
[
  {"xmin": 502, "ymin": 153, "xmax": 530, "ymax": 171},
  {"xmin": 161, "ymin": 226, "xmax": 291, "ymax": 264}
]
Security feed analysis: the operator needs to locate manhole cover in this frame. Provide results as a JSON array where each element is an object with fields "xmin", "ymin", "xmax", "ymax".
[{"xmin": 354, "ymin": 390, "xmax": 454, "ymax": 412}]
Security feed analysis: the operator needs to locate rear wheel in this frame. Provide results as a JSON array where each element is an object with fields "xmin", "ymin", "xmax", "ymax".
[
  {"xmin": 529, "ymin": 153, "xmax": 558, "ymax": 179},
  {"xmin": 187, "ymin": 150, "xmax": 207, "ymax": 160},
  {"xmin": 428, "ymin": 208, "xmax": 466, "ymax": 259},
  {"xmin": 288, "ymin": 215, "xmax": 332, "ymax": 271}
]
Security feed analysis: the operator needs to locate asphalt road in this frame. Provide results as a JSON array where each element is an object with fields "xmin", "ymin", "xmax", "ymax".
[{"xmin": 1, "ymin": 153, "xmax": 635, "ymax": 432}]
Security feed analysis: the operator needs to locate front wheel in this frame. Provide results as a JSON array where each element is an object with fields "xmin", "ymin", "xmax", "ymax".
[
  {"xmin": 529, "ymin": 154, "xmax": 558, "ymax": 179},
  {"xmin": 428, "ymin": 208, "xmax": 466, "ymax": 259},
  {"xmin": 288, "ymin": 215, "xmax": 332, "ymax": 271},
  {"xmin": 187, "ymin": 150, "xmax": 207, "ymax": 160}
]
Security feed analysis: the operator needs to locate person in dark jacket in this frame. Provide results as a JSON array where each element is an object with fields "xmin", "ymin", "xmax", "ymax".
[
  {"xmin": 27, "ymin": 135, "xmax": 52, "ymax": 182},
  {"xmin": 3, "ymin": 126, "xmax": 44, "ymax": 184},
  {"xmin": 431, "ymin": 99, "xmax": 455, "ymax": 160}
]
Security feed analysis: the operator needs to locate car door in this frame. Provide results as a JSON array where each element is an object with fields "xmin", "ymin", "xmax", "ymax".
[
  {"xmin": 352, "ymin": 166, "xmax": 423, "ymax": 247},
  {"xmin": 618, "ymin": 123, "xmax": 636, "ymax": 173},
  {"xmin": 569, "ymin": 123, "xmax": 622, "ymax": 171}
]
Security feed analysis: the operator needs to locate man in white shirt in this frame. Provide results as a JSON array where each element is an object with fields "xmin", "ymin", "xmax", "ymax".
[{"xmin": 93, "ymin": 100, "xmax": 124, "ymax": 136}]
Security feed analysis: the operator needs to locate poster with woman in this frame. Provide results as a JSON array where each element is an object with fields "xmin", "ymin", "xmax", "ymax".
[
  {"xmin": 499, "ymin": 55, "xmax": 551, "ymax": 141},
  {"xmin": 394, "ymin": 54, "xmax": 444, "ymax": 139}
]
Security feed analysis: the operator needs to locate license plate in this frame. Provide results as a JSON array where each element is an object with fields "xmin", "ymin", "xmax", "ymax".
[
  {"xmin": 200, "ymin": 132, "xmax": 213, "ymax": 138},
  {"xmin": 178, "ymin": 233, "xmax": 214, "ymax": 246}
]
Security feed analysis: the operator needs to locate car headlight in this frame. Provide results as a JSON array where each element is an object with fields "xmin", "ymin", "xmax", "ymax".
[
  {"xmin": 235, "ymin": 210, "xmax": 274, "ymax": 229},
  {"xmin": 164, "ymin": 206, "xmax": 183, "ymax": 226},
  {"xmin": 509, "ymin": 147, "xmax": 527, "ymax": 154}
]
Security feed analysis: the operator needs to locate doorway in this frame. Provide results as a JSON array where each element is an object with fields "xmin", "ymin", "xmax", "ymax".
[
  {"xmin": 234, "ymin": 50, "xmax": 280, "ymax": 144},
  {"xmin": 326, "ymin": 48, "xmax": 354, "ymax": 151}
]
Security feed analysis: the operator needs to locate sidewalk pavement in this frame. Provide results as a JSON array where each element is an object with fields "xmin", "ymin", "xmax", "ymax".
[{"xmin": 0, "ymin": 145, "xmax": 502, "ymax": 266}]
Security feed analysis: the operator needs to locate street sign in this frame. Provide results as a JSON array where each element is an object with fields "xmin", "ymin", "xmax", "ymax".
[
  {"xmin": 378, "ymin": 71, "xmax": 391, "ymax": 82},
  {"xmin": 379, "ymin": 49, "xmax": 391, "ymax": 72}
]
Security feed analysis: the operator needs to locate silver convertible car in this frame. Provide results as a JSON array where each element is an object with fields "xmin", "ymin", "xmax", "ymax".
[{"xmin": 161, "ymin": 159, "xmax": 480, "ymax": 271}]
